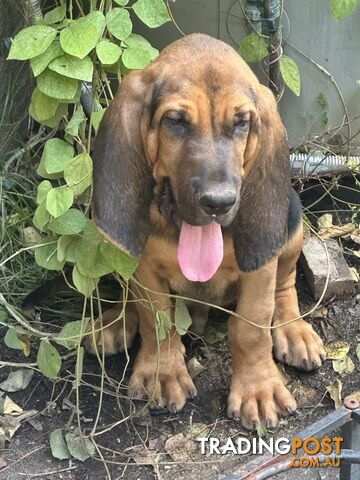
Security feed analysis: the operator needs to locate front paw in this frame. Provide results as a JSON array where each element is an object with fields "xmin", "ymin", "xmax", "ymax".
[
  {"xmin": 128, "ymin": 346, "xmax": 197, "ymax": 412},
  {"xmin": 227, "ymin": 365, "xmax": 296, "ymax": 429},
  {"xmin": 272, "ymin": 320, "xmax": 325, "ymax": 371}
]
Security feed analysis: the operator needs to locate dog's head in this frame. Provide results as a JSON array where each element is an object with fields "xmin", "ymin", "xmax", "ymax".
[{"xmin": 92, "ymin": 34, "xmax": 291, "ymax": 279}]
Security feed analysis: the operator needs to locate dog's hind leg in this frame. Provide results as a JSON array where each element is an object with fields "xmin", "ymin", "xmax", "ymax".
[
  {"xmin": 83, "ymin": 297, "xmax": 139, "ymax": 355},
  {"xmin": 272, "ymin": 223, "xmax": 325, "ymax": 371}
]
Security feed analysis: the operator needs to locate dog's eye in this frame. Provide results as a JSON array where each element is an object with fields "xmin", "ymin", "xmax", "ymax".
[
  {"xmin": 163, "ymin": 111, "xmax": 189, "ymax": 136},
  {"xmin": 234, "ymin": 112, "xmax": 250, "ymax": 129}
]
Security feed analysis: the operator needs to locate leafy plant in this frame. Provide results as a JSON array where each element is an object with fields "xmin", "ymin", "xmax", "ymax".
[{"xmin": 6, "ymin": 0, "xmax": 171, "ymax": 378}]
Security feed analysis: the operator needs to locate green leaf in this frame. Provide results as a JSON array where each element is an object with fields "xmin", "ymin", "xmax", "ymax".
[
  {"xmin": 30, "ymin": 40, "xmax": 63, "ymax": 76},
  {"xmin": 57, "ymin": 235, "xmax": 75, "ymax": 262},
  {"xmin": 49, "ymin": 54, "xmax": 93, "ymax": 82},
  {"xmin": 356, "ymin": 343, "xmax": 360, "ymax": 362},
  {"xmin": 37, "ymin": 69, "xmax": 79, "ymax": 100},
  {"xmin": 280, "ymin": 55, "xmax": 301, "ymax": 96},
  {"xmin": 106, "ymin": 8, "xmax": 132, "ymax": 41},
  {"xmin": 91, "ymin": 108, "xmax": 106, "ymax": 134},
  {"xmin": 8, "ymin": 25, "xmax": 57, "ymax": 60},
  {"xmin": 63, "ymin": 153, "xmax": 93, "ymax": 197},
  {"xmin": 46, "ymin": 186, "xmax": 74, "ymax": 217},
  {"xmin": 72, "ymin": 266, "xmax": 99, "ymax": 296},
  {"xmin": 37, "ymin": 340, "xmax": 61, "ymax": 379},
  {"xmin": 96, "ymin": 40, "xmax": 122, "ymax": 65},
  {"xmin": 122, "ymin": 34, "xmax": 158, "ymax": 69},
  {"xmin": 156, "ymin": 310, "xmax": 171, "ymax": 341},
  {"xmin": 65, "ymin": 105, "xmax": 86, "ymax": 137},
  {"xmin": 122, "ymin": 46, "xmax": 154, "ymax": 69},
  {"xmin": 55, "ymin": 320, "xmax": 89, "ymax": 349},
  {"xmin": 35, "ymin": 237, "xmax": 65, "ymax": 270},
  {"xmin": 48, "ymin": 208, "xmax": 87, "ymax": 235},
  {"xmin": 65, "ymin": 432, "xmax": 95, "ymax": 461},
  {"xmin": 100, "ymin": 241, "xmax": 138, "ymax": 280},
  {"xmin": 29, "ymin": 88, "xmax": 59, "ymax": 123},
  {"xmin": 239, "ymin": 33, "xmax": 269, "ymax": 63},
  {"xmin": 4, "ymin": 329, "xmax": 23, "ymax": 350},
  {"xmin": 44, "ymin": 4, "xmax": 66, "ymax": 24},
  {"xmin": 0, "ymin": 369, "xmax": 34, "ymax": 392},
  {"xmin": 37, "ymin": 180, "xmax": 52, "ymax": 204},
  {"xmin": 330, "ymin": 0, "xmax": 357, "ymax": 20},
  {"xmin": 60, "ymin": 19, "xmax": 98, "ymax": 59},
  {"xmin": 83, "ymin": 11, "xmax": 106, "ymax": 39},
  {"xmin": 50, "ymin": 429, "xmax": 71, "ymax": 460},
  {"xmin": 174, "ymin": 298, "xmax": 192, "ymax": 335},
  {"xmin": 76, "ymin": 244, "xmax": 112, "ymax": 278},
  {"xmin": 114, "ymin": 0, "xmax": 129, "ymax": 4},
  {"xmin": 43, "ymin": 138, "xmax": 74, "ymax": 174},
  {"xmin": 132, "ymin": 0, "xmax": 171, "ymax": 28},
  {"xmin": 31, "ymin": 102, "xmax": 68, "ymax": 129},
  {"xmin": 33, "ymin": 200, "xmax": 51, "ymax": 231}
]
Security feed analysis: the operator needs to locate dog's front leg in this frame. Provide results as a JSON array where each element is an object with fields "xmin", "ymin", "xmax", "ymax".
[
  {"xmin": 128, "ymin": 259, "xmax": 196, "ymax": 412},
  {"xmin": 227, "ymin": 258, "xmax": 297, "ymax": 429}
]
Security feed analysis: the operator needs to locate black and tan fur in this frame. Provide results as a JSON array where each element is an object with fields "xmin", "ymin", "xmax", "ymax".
[{"xmin": 85, "ymin": 34, "xmax": 325, "ymax": 429}]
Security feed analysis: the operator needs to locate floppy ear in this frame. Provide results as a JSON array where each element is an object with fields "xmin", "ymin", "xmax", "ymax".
[
  {"xmin": 233, "ymin": 85, "xmax": 292, "ymax": 272},
  {"xmin": 92, "ymin": 71, "xmax": 155, "ymax": 258}
]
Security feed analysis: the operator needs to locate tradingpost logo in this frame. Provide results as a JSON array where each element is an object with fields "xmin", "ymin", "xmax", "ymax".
[{"xmin": 198, "ymin": 436, "xmax": 344, "ymax": 468}]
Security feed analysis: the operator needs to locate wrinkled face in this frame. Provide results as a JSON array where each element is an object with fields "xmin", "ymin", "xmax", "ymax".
[{"xmin": 144, "ymin": 73, "xmax": 259, "ymax": 228}]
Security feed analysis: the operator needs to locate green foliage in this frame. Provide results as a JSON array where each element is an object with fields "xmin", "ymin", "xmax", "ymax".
[
  {"xmin": 106, "ymin": 8, "xmax": 133, "ymax": 40},
  {"xmin": 156, "ymin": 310, "xmax": 172, "ymax": 341},
  {"xmin": 279, "ymin": 56, "xmax": 301, "ymax": 96},
  {"xmin": 132, "ymin": 0, "xmax": 171, "ymax": 28},
  {"xmin": 37, "ymin": 339, "xmax": 62, "ymax": 379},
  {"xmin": 175, "ymin": 298, "xmax": 192, "ymax": 335},
  {"xmin": 330, "ymin": 0, "xmax": 357, "ymax": 20},
  {"xmin": 239, "ymin": 33, "xmax": 269, "ymax": 63},
  {"xmin": 8, "ymin": 25, "xmax": 57, "ymax": 60}
]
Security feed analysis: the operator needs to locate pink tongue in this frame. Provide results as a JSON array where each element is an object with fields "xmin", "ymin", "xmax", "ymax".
[{"xmin": 177, "ymin": 221, "xmax": 224, "ymax": 282}]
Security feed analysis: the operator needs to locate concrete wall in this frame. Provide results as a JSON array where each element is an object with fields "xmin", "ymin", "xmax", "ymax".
[{"xmin": 135, "ymin": 0, "xmax": 360, "ymax": 148}]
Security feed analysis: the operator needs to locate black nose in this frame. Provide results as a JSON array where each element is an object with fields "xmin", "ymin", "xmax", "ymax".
[{"xmin": 199, "ymin": 190, "xmax": 237, "ymax": 216}]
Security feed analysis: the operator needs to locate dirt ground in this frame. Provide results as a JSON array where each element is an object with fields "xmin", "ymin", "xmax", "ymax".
[{"xmin": 0, "ymin": 268, "xmax": 359, "ymax": 480}]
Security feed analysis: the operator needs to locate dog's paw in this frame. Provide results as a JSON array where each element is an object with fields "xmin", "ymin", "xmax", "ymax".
[
  {"xmin": 227, "ymin": 365, "xmax": 296, "ymax": 429},
  {"xmin": 128, "ymin": 347, "xmax": 197, "ymax": 412},
  {"xmin": 272, "ymin": 319, "xmax": 325, "ymax": 371},
  {"xmin": 83, "ymin": 306, "xmax": 138, "ymax": 355}
]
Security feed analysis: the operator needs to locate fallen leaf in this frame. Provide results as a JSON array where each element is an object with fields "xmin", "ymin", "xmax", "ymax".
[
  {"xmin": 21, "ymin": 226, "xmax": 42, "ymax": 245},
  {"xmin": 356, "ymin": 343, "xmax": 360, "ymax": 363},
  {"xmin": 182, "ymin": 423, "xmax": 210, "ymax": 440},
  {"xmin": 311, "ymin": 307, "xmax": 328, "ymax": 318},
  {"xmin": 164, "ymin": 433, "xmax": 199, "ymax": 463},
  {"xmin": 28, "ymin": 418, "xmax": 43, "ymax": 431},
  {"xmin": 50, "ymin": 429, "xmax": 71, "ymax": 460},
  {"xmin": 319, "ymin": 224, "xmax": 355, "ymax": 239},
  {"xmin": 65, "ymin": 431, "xmax": 95, "ymax": 461},
  {"xmin": 332, "ymin": 355, "xmax": 355, "ymax": 375},
  {"xmin": 129, "ymin": 445, "xmax": 161, "ymax": 465},
  {"xmin": 318, "ymin": 213, "xmax": 333, "ymax": 229},
  {"xmin": 0, "ymin": 458, "xmax": 7, "ymax": 470},
  {"xmin": 187, "ymin": 358, "xmax": 205, "ymax": 378},
  {"xmin": 0, "ymin": 415, "xmax": 21, "ymax": 440},
  {"xmin": 350, "ymin": 229, "xmax": 360, "ymax": 244},
  {"xmin": 350, "ymin": 267, "xmax": 359, "ymax": 282},
  {"xmin": 325, "ymin": 341, "xmax": 350, "ymax": 360},
  {"xmin": 204, "ymin": 318, "xmax": 227, "ymax": 344},
  {"xmin": 0, "ymin": 369, "xmax": 34, "ymax": 392},
  {"xmin": 327, "ymin": 379, "xmax": 342, "ymax": 409},
  {"xmin": 3, "ymin": 397, "xmax": 23, "ymax": 415}
]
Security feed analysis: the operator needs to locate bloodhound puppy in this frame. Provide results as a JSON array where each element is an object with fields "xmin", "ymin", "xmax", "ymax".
[{"xmin": 85, "ymin": 33, "xmax": 325, "ymax": 429}]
